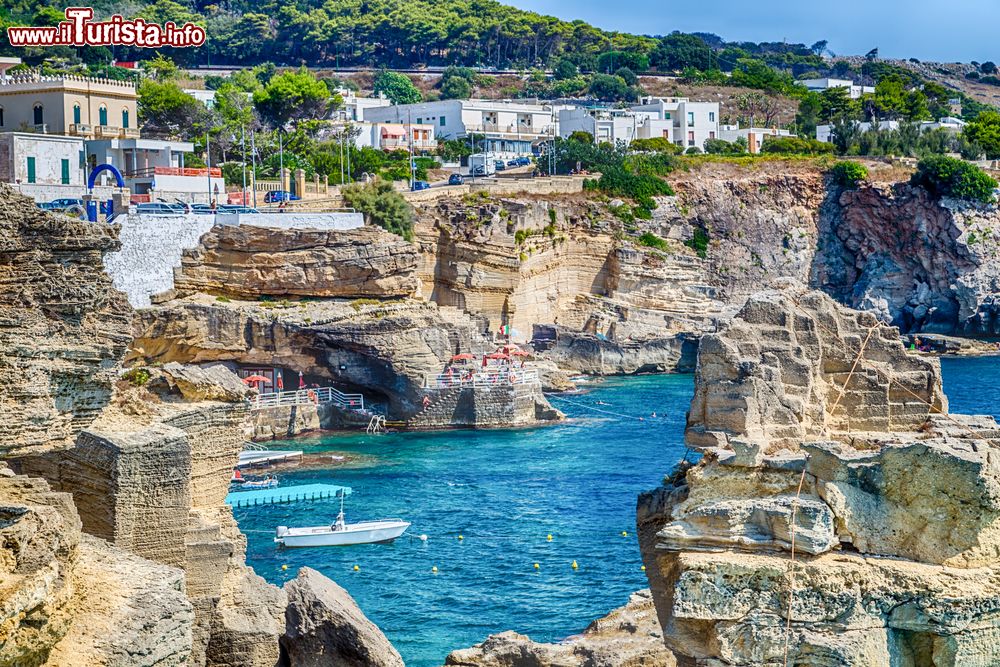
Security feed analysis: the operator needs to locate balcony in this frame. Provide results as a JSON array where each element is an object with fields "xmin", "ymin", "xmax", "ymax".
[
  {"xmin": 380, "ymin": 139, "xmax": 438, "ymax": 152},
  {"xmin": 68, "ymin": 123, "xmax": 92, "ymax": 136},
  {"xmin": 94, "ymin": 125, "xmax": 141, "ymax": 139},
  {"xmin": 466, "ymin": 123, "xmax": 554, "ymax": 138},
  {"xmin": 31, "ymin": 123, "xmax": 47, "ymax": 133},
  {"xmin": 127, "ymin": 166, "xmax": 223, "ymax": 179}
]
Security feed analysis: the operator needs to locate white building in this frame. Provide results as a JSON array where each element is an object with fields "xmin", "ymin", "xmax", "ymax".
[
  {"xmin": 0, "ymin": 132, "xmax": 87, "ymax": 201},
  {"xmin": 87, "ymin": 137, "xmax": 224, "ymax": 202},
  {"xmin": 799, "ymin": 78, "xmax": 875, "ymax": 100},
  {"xmin": 363, "ymin": 99, "xmax": 562, "ymax": 159},
  {"xmin": 332, "ymin": 88, "xmax": 391, "ymax": 122},
  {"xmin": 719, "ymin": 124, "xmax": 796, "ymax": 154},
  {"xmin": 629, "ymin": 97, "xmax": 720, "ymax": 149}
]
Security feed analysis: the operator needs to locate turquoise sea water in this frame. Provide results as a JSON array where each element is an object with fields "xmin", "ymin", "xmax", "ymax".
[{"xmin": 237, "ymin": 357, "xmax": 999, "ymax": 666}]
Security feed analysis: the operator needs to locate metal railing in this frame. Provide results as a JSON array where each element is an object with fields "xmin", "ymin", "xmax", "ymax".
[
  {"xmin": 424, "ymin": 368, "xmax": 539, "ymax": 389},
  {"xmin": 249, "ymin": 386, "xmax": 365, "ymax": 411},
  {"xmin": 128, "ymin": 166, "xmax": 223, "ymax": 178}
]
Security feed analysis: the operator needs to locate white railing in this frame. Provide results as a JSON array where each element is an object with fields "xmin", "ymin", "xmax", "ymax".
[
  {"xmin": 424, "ymin": 368, "xmax": 539, "ymax": 389},
  {"xmin": 249, "ymin": 386, "xmax": 365, "ymax": 412}
]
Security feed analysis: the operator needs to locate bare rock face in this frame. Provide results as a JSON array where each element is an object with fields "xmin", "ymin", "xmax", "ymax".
[
  {"xmin": 444, "ymin": 589, "xmax": 675, "ymax": 667},
  {"xmin": 160, "ymin": 361, "xmax": 255, "ymax": 402},
  {"xmin": 280, "ymin": 567, "xmax": 403, "ymax": 667},
  {"xmin": 0, "ymin": 185, "xmax": 133, "ymax": 454},
  {"xmin": 816, "ymin": 181, "xmax": 1000, "ymax": 335},
  {"xmin": 172, "ymin": 225, "xmax": 421, "ymax": 300},
  {"xmin": 639, "ymin": 286, "xmax": 1000, "ymax": 666}
]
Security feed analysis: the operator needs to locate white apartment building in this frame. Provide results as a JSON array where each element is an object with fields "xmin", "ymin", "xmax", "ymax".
[
  {"xmin": 629, "ymin": 97, "xmax": 720, "ymax": 149},
  {"xmin": 0, "ymin": 132, "xmax": 87, "ymax": 201},
  {"xmin": 363, "ymin": 99, "xmax": 562, "ymax": 159},
  {"xmin": 799, "ymin": 78, "xmax": 875, "ymax": 100},
  {"xmin": 332, "ymin": 88, "xmax": 391, "ymax": 122},
  {"xmin": 719, "ymin": 124, "xmax": 796, "ymax": 154}
]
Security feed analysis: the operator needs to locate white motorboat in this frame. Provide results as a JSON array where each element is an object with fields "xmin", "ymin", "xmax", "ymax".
[{"xmin": 273, "ymin": 494, "xmax": 410, "ymax": 547}]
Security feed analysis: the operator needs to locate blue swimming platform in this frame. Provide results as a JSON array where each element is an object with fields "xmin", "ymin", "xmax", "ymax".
[{"xmin": 225, "ymin": 484, "xmax": 352, "ymax": 508}]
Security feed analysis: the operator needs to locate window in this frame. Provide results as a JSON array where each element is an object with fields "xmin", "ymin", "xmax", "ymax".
[
  {"xmin": 33, "ymin": 104, "xmax": 43, "ymax": 125},
  {"xmin": 61, "ymin": 159, "xmax": 70, "ymax": 185},
  {"xmin": 440, "ymin": 117, "xmax": 446, "ymax": 126},
  {"xmin": 121, "ymin": 109, "xmax": 129, "ymax": 129},
  {"xmin": 709, "ymin": 111, "xmax": 715, "ymax": 122},
  {"xmin": 0, "ymin": 107, "xmax": 5, "ymax": 127},
  {"xmin": 664, "ymin": 112, "xmax": 671, "ymax": 120},
  {"xmin": 99, "ymin": 105, "xmax": 107, "ymax": 126},
  {"xmin": 709, "ymin": 131, "xmax": 716, "ymax": 139},
  {"xmin": 79, "ymin": 150, "xmax": 85, "ymax": 169},
  {"xmin": 416, "ymin": 118, "xmax": 422, "ymax": 124},
  {"xmin": 688, "ymin": 131, "xmax": 695, "ymax": 146},
  {"xmin": 73, "ymin": 104, "xmax": 81, "ymax": 124},
  {"xmin": 26, "ymin": 157, "xmax": 36, "ymax": 183},
  {"xmin": 687, "ymin": 112, "xmax": 694, "ymax": 125}
]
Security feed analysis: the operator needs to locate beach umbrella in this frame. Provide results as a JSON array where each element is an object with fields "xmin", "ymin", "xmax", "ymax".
[
  {"xmin": 242, "ymin": 374, "xmax": 271, "ymax": 385},
  {"xmin": 486, "ymin": 352, "xmax": 510, "ymax": 360},
  {"xmin": 298, "ymin": 371, "xmax": 306, "ymax": 389},
  {"xmin": 451, "ymin": 353, "xmax": 475, "ymax": 361},
  {"xmin": 276, "ymin": 372, "xmax": 284, "ymax": 391},
  {"xmin": 510, "ymin": 350, "xmax": 531, "ymax": 357}
]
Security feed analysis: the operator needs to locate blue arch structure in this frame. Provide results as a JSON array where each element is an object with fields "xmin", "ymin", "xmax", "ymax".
[
  {"xmin": 87, "ymin": 163, "xmax": 124, "ymax": 190},
  {"xmin": 86, "ymin": 164, "xmax": 125, "ymax": 222}
]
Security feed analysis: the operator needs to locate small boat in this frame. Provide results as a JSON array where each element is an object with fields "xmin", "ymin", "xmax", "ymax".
[
  {"xmin": 241, "ymin": 475, "xmax": 279, "ymax": 490},
  {"xmin": 274, "ymin": 493, "xmax": 409, "ymax": 547}
]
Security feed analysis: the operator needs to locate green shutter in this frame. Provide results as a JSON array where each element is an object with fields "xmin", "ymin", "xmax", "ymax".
[
  {"xmin": 26, "ymin": 157, "xmax": 35, "ymax": 184},
  {"xmin": 61, "ymin": 159, "xmax": 70, "ymax": 185},
  {"xmin": 122, "ymin": 109, "xmax": 129, "ymax": 129},
  {"xmin": 99, "ymin": 107, "xmax": 107, "ymax": 126},
  {"xmin": 73, "ymin": 105, "xmax": 80, "ymax": 124}
]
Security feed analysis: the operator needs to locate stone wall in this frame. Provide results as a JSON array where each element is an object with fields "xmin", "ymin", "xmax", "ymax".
[{"xmin": 409, "ymin": 382, "xmax": 558, "ymax": 428}]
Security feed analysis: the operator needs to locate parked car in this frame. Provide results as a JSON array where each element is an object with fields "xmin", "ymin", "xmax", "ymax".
[
  {"xmin": 448, "ymin": 173, "xmax": 465, "ymax": 185},
  {"xmin": 516, "ymin": 156, "xmax": 532, "ymax": 166},
  {"xmin": 136, "ymin": 202, "xmax": 185, "ymax": 215},
  {"xmin": 494, "ymin": 160, "xmax": 506, "ymax": 171},
  {"xmin": 411, "ymin": 180, "xmax": 431, "ymax": 191},
  {"xmin": 472, "ymin": 165, "xmax": 489, "ymax": 177},
  {"xmin": 507, "ymin": 159, "xmax": 519, "ymax": 167},
  {"xmin": 264, "ymin": 190, "xmax": 301, "ymax": 203},
  {"xmin": 187, "ymin": 203, "xmax": 215, "ymax": 214},
  {"xmin": 48, "ymin": 197, "xmax": 84, "ymax": 211}
]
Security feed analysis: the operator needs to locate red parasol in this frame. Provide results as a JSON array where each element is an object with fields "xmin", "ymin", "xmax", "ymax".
[
  {"xmin": 451, "ymin": 353, "xmax": 476, "ymax": 361},
  {"xmin": 242, "ymin": 375, "xmax": 271, "ymax": 384},
  {"xmin": 298, "ymin": 371, "xmax": 306, "ymax": 389},
  {"xmin": 510, "ymin": 349, "xmax": 531, "ymax": 357},
  {"xmin": 276, "ymin": 372, "xmax": 284, "ymax": 390},
  {"xmin": 486, "ymin": 352, "xmax": 510, "ymax": 360}
]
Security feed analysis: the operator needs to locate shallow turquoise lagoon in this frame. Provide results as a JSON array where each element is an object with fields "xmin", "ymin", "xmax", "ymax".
[{"xmin": 238, "ymin": 358, "xmax": 997, "ymax": 666}]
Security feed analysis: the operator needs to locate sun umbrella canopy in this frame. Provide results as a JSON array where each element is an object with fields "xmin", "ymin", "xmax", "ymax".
[
  {"xmin": 242, "ymin": 375, "xmax": 271, "ymax": 384},
  {"xmin": 486, "ymin": 352, "xmax": 510, "ymax": 360},
  {"xmin": 451, "ymin": 353, "xmax": 476, "ymax": 361},
  {"xmin": 510, "ymin": 350, "xmax": 531, "ymax": 357}
]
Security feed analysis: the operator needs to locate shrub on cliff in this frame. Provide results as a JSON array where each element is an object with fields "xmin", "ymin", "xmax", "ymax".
[
  {"xmin": 637, "ymin": 232, "xmax": 669, "ymax": 250},
  {"xmin": 341, "ymin": 180, "xmax": 415, "ymax": 241},
  {"xmin": 760, "ymin": 136, "xmax": 835, "ymax": 155},
  {"xmin": 911, "ymin": 156, "xmax": 997, "ymax": 204},
  {"xmin": 829, "ymin": 161, "xmax": 868, "ymax": 187}
]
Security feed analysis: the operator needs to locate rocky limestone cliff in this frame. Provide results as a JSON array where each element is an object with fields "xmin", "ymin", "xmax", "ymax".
[
  {"xmin": 638, "ymin": 286, "xmax": 1000, "ymax": 665},
  {"xmin": 0, "ymin": 187, "xmax": 132, "ymax": 454},
  {"xmin": 444, "ymin": 589, "xmax": 675, "ymax": 667},
  {"xmin": 172, "ymin": 224, "xmax": 421, "ymax": 300},
  {"xmin": 816, "ymin": 180, "xmax": 1000, "ymax": 335}
]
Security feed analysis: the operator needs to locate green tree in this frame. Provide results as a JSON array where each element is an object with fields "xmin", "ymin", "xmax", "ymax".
[
  {"xmin": 137, "ymin": 80, "xmax": 208, "ymax": 138},
  {"xmin": 963, "ymin": 110, "xmax": 1000, "ymax": 159},
  {"xmin": 873, "ymin": 74, "xmax": 908, "ymax": 119},
  {"xmin": 253, "ymin": 68, "xmax": 330, "ymax": 127},
  {"xmin": 145, "ymin": 53, "xmax": 179, "ymax": 81},
  {"xmin": 341, "ymin": 180, "xmax": 416, "ymax": 240},
  {"xmin": 440, "ymin": 69, "xmax": 472, "ymax": 99},
  {"xmin": 553, "ymin": 58, "xmax": 577, "ymax": 80},
  {"xmin": 652, "ymin": 32, "xmax": 711, "ymax": 72},
  {"xmin": 373, "ymin": 70, "xmax": 421, "ymax": 105},
  {"xmin": 588, "ymin": 74, "xmax": 633, "ymax": 101},
  {"xmin": 614, "ymin": 67, "xmax": 638, "ymax": 86},
  {"xmin": 829, "ymin": 161, "xmax": 868, "ymax": 187}
]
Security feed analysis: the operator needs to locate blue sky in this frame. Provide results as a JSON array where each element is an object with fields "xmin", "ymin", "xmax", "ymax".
[{"xmin": 514, "ymin": 0, "xmax": 994, "ymax": 63}]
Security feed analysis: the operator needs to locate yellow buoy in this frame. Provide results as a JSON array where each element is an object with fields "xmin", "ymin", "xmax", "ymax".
[
  {"xmin": 641, "ymin": 565, "xmax": 646, "ymax": 571},
  {"xmin": 281, "ymin": 564, "xmax": 288, "ymax": 571},
  {"xmin": 571, "ymin": 560, "xmax": 578, "ymax": 570},
  {"xmin": 458, "ymin": 535, "xmax": 464, "ymax": 540},
  {"xmin": 353, "ymin": 565, "xmax": 360, "ymax": 572},
  {"xmin": 432, "ymin": 566, "xmax": 438, "ymax": 573},
  {"xmin": 533, "ymin": 563, "xmax": 540, "ymax": 570},
  {"xmin": 621, "ymin": 530, "xmax": 628, "ymax": 537},
  {"xmin": 546, "ymin": 534, "xmax": 553, "ymax": 542}
]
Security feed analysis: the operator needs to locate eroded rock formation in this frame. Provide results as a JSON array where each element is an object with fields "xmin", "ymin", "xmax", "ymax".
[
  {"xmin": 816, "ymin": 181, "xmax": 1000, "ymax": 335},
  {"xmin": 638, "ymin": 286, "xmax": 1000, "ymax": 665},
  {"xmin": 173, "ymin": 225, "xmax": 421, "ymax": 300}
]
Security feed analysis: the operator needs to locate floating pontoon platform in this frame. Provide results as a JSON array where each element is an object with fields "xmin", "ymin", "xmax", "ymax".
[
  {"xmin": 237, "ymin": 449, "xmax": 304, "ymax": 468},
  {"xmin": 226, "ymin": 484, "xmax": 352, "ymax": 508}
]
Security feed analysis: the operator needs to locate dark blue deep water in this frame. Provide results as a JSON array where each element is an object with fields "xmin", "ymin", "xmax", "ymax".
[{"xmin": 237, "ymin": 357, "xmax": 998, "ymax": 666}]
